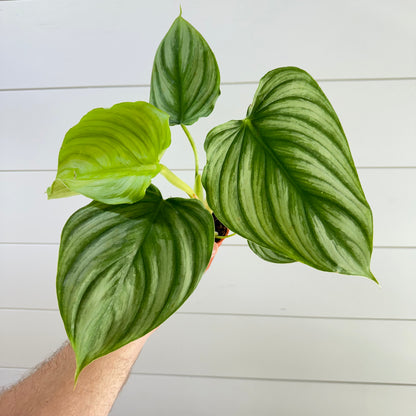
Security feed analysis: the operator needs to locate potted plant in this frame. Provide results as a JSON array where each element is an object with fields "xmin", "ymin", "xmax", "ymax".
[{"xmin": 47, "ymin": 11, "xmax": 376, "ymax": 380}]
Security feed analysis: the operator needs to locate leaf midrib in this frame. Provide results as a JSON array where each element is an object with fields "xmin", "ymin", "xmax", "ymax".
[
  {"xmin": 71, "ymin": 197, "xmax": 165, "ymax": 352},
  {"xmin": 60, "ymin": 164, "xmax": 160, "ymax": 180},
  {"xmin": 245, "ymin": 118, "xmax": 305, "ymax": 198},
  {"xmin": 244, "ymin": 118, "xmax": 371, "ymax": 268},
  {"xmin": 174, "ymin": 18, "xmax": 184, "ymax": 123}
]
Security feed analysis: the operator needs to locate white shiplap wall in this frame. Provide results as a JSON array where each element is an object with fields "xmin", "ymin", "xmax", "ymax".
[{"xmin": 1, "ymin": 1, "xmax": 415, "ymax": 415}]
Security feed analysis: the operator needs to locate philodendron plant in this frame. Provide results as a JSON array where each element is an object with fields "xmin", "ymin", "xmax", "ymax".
[{"xmin": 47, "ymin": 11, "xmax": 376, "ymax": 380}]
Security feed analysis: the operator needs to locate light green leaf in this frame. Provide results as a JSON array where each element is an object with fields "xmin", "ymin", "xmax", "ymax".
[
  {"xmin": 203, "ymin": 67, "xmax": 375, "ymax": 281},
  {"xmin": 48, "ymin": 101, "xmax": 171, "ymax": 204},
  {"xmin": 57, "ymin": 185, "xmax": 214, "ymax": 378},
  {"xmin": 150, "ymin": 13, "xmax": 220, "ymax": 125},
  {"xmin": 248, "ymin": 240, "xmax": 295, "ymax": 264},
  {"xmin": 46, "ymin": 178, "xmax": 79, "ymax": 199}
]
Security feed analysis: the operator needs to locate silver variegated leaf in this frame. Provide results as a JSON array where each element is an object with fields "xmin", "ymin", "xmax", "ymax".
[
  {"xmin": 203, "ymin": 67, "xmax": 375, "ymax": 281},
  {"xmin": 150, "ymin": 13, "xmax": 220, "ymax": 125},
  {"xmin": 57, "ymin": 185, "xmax": 214, "ymax": 378},
  {"xmin": 248, "ymin": 240, "xmax": 295, "ymax": 264}
]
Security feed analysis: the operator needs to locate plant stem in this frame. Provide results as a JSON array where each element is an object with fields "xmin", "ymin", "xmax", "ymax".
[
  {"xmin": 181, "ymin": 124, "xmax": 205, "ymax": 200},
  {"xmin": 181, "ymin": 124, "xmax": 199, "ymax": 175},
  {"xmin": 159, "ymin": 164, "xmax": 196, "ymax": 199},
  {"xmin": 214, "ymin": 232, "xmax": 236, "ymax": 240}
]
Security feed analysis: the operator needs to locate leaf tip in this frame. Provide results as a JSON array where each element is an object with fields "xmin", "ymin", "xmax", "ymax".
[
  {"xmin": 47, "ymin": 179, "xmax": 79, "ymax": 200},
  {"xmin": 73, "ymin": 351, "xmax": 89, "ymax": 388},
  {"xmin": 367, "ymin": 271, "xmax": 379, "ymax": 285},
  {"xmin": 179, "ymin": 4, "xmax": 182, "ymax": 17},
  {"xmin": 73, "ymin": 369, "xmax": 80, "ymax": 389},
  {"xmin": 46, "ymin": 185, "xmax": 53, "ymax": 199}
]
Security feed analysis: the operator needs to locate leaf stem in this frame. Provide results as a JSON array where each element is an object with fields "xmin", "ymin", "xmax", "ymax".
[
  {"xmin": 214, "ymin": 232, "xmax": 236, "ymax": 240},
  {"xmin": 159, "ymin": 164, "xmax": 196, "ymax": 199},
  {"xmin": 181, "ymin": 124, "xmax": 199, "ymax": 175},
  {"xmin": 181, "ymin": 124, "xmax": 204, "ymax": 199}
]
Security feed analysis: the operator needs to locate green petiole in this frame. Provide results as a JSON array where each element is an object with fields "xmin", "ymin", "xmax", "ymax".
[
  {"xmin": 214, "ymin": 232, "xmax": 236, "ymax": 240},
  {"xmin": 159, "ymin": 164, "xmax": 196, "ymax": 199},
  {"xmin": 181, "ymin": 124, "xmax": 199, "ymax": 175},
  {"xmin": 181, "ymin": 124, "xmax": 204, "ymax": 200}
]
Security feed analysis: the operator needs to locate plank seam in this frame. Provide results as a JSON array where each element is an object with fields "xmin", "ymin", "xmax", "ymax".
[
  {"xmin": 130, "ymin": 372, "xmax": 416, "ymax": 387},
  {"xmin": 0, "ymin": 169, "xmax": 197, "ymax": 173},
  {"xmin": 2, "ymin": 307, "xmax": 416, "ymax": 322},
  {"xmin": 0, "ymin": 242, "xmax": 414, "ymax": 249},
  {"xmin": 1, "ymin": 167, "xmax": 415, "ymax": 174},
  {"xmin": 0, "ymin": 77, "xmax": 415, "ymax": 92},
  {"xmin": 1, "ymin": 366, "xmax": 416, "ymax": 387}
]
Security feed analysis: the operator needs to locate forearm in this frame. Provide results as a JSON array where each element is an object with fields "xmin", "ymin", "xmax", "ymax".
[{"xmin": 0, "ymin": 334, "xmax": 151, "ymax": 416}]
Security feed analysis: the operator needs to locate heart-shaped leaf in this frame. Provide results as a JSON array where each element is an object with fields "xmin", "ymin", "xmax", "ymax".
[
  {"xmin": 248, "ymin": 240, "xmax": 295, "ymax": 264},
  {"xmin": 47, "ymin": 102, "xmax": 171, "ymax": 204},
  {"xmin": 57, "ymin": 185, "xmax": 214, "ymax": 378},
  {"xmin": 150, "ymin": 13, "xmax": 220, "ymax": 125},
  {"xmin": 203, "ymin": 67, "xmax": 375, "ymax": 280}
]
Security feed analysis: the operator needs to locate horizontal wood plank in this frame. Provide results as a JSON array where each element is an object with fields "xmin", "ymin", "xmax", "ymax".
[
  {"xmin": 1, "ymin": 80, "xmax": 415, "ymax": 170},
  {"xmin": 112, "ymin": 374, "xmax": 416, "ymax": 416},
  {"xmin": 2, "ymin": 310, "xmax": 416, "ymax": 384},
  {"xmin": 2, "ymin": 367, "xmax": 416, "ymax": 416},
  {"xmin": 1, "ymin": 245, "xmax": 415, "ymax": 319},
  {"xmin": 138, "ymin": 315, "xmax": 416, "ymax": 384},
  {"xmin": 0, "ymin": 169, "xmax": 414, "ymax": 246},
  {"xmin": 0, "ymin": 368, "xmax": 26, "ymax": 390},
  {"xmin": 1, "ymin": 0, "xmax": 415, "ymax": 89}
]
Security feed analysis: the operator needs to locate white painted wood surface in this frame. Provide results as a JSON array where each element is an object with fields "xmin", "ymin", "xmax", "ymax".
[
  {"xmin": 2, "ymin": 245, "xmax": 415, "ymax": 319},
  {"xmin": 3, "ymin": 310, "xmax": 416, "ymax": 384},
  {"xmin": 1, "ymin": 169, "xmax": 415, "ymax": 246},
  {"xmin": 1, "ymin": 80, "xmax": 415, "ymax": 170},
  {"xmin": 1, "ymin": 0, "xmax": 415, "ymax": 414},
  {"xmin": 1, "ymin": 0, "xmax": 415, "ymax": 88},
  {"xmin": 2, "ymin": 368, "xmax": 415, "ymax": 416}
]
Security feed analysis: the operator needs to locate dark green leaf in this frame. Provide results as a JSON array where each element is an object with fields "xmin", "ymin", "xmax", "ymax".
[
  {"xmin": 57, "ymin": 185, "xmax": 214, "ymax": 378},
  {"xmin": 150, "ymin": 13, "xmax": 220, "ymax": 125},
  {"xmin": 203, "ymin": 67, "xmax": 375, "ymax": 281},
  {"xmin": 47, "ymin": 102, "xmax": 171, "ymax": 204},
  {"xmin": 248, "ymin": 240, "xmax": 295, "ymax": 264}
]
